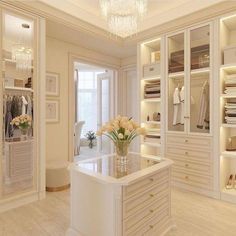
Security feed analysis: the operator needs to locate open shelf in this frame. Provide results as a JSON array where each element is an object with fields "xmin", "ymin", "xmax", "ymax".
[
  {"xmin": 220, "ymin": 64, "xmax": 236, "ymax": 74},
  {"xmin": 141, "ymin": 142, "xmax": 161, "ymax": 148},
  {"xmin": 221, "ymin": 123, "xmax": 236, "ymax": 128},
  {"xmin": 141, "ymin": 98, "xmax": 161, "ymax": 102},
  {"xmin": 142, "ymin": 121, "xmax": 161, "ymax": 125},
  {"xmin": 190, "ymin": 67, "xmax": 210, "ymax": 75},
  {"xmin": 142, "ymin": 76, "xmax": 160, "ymax": 81},
  {"xmin": 5, "ymin": 86, "xmax": 33, "ymax": 93},
  {"xmin": 168, "ymin": 71, "xmax": 184, "ymax": 78},
  {"xmin": 221, "ymin": 151, "xmax": 236, "ymax": 158},
  {"xmin": 221, "ymin": 94, "xmax": 236, "ymax": 98}
]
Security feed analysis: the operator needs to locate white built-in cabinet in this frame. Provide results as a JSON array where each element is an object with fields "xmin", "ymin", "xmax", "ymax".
[
  {"xmin": 0, "ymin": 4, "xmax": 45, "ymax": 212},
  {"xmin": 165, "ymin": 23, "xmax": 216, "ymax": 197},
  {"xmin": 138, "ymin": 12, "xmax": 236, "ymax": 203}
]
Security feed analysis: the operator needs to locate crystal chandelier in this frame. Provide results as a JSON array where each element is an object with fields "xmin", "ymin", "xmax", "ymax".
[
  {"xmin": 100, "ymin": 0, "xmax": 148, "ymax": 38},
  {"xmin": 12, "ymin": 23, "xmax": 32, "ymax": 72}
]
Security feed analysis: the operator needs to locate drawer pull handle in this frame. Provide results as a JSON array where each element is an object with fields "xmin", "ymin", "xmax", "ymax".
[
  {"xmin": 149, "ymin": 225, "xmax": 154, "ymax": 229},
  {"xmin": 149, "ymin": 178, "xmax": 154, "ymax": 182},
  {"xmin": 185, "ymin": 176, "xmax": 189, "ymax": 180},
  {"xmin": 149, "ymin": 209, "xmax": 154, "ymax": 213},
  {"xmin": 149, "ymin": 68, "xmax": 154, "ymax": 71},
  {"xmin": 185, "ymin": 151, "xmax": 188, "ymax": 155},
  {"xmin": 149, "ymin": 193, "xmax": 154, "ymax": 197},
  {"xmin": 185, "ymin": 139, "xmax": 188, "ymax": 143},
  {"xmin": 185, "ymin": 164, "xmax": 189, "ymax": 167}
]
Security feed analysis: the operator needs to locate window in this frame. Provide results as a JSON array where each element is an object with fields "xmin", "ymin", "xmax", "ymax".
[{"xmin": 77, "ymin": 71, "xmax": 102, "ymax": 137}]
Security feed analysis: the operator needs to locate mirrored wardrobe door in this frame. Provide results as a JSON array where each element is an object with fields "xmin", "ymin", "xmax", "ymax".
[
  {"xmin": 1, "ymin": 10, "xmax": 36, "ymax": 197},
  {"xmin": 167, "ymin": 32, "xmax": 185, "ymax": 132},
  {"xmin": 189, "ymin": 24, "xmax": 211, "ymax": 134}
]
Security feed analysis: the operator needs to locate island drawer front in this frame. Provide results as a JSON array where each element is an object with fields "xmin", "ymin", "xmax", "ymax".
[
  {"xmin": 124, "ymin": 208, "xmax": 170, "ymax": 236},
  {"xmin": 123, "ymin": 181, "xmax": 169, "ymax": 219},
  {"xmin": 123, "ymin": 169, "xmax": 169, "ymax": 201},
  {"xmin": 166, "ymin": 134, "xmax": 211, "ymax": 148},
  {"xmin": 166, "ymin": 146, "xmax": 211, "ymax": 163},
  {"xmin": 169, "ymin": 158, "xmax": 213, "ymax": 177},
  {"xmin": 123, "ymin": 195, "xmax": 169, "ymax": 234},
  {"xmin": 172, "ymin": 169, "xmax": 213, "ymax": 190}
]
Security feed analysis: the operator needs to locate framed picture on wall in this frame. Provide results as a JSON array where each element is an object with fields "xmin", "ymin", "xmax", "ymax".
[
  {"xmin": 46, "ymin": 72, "xmax": 59, "ymax": 96},
  {"xmin": 46, "ymin": 100, "xmax": 59, "ymax": 123}
]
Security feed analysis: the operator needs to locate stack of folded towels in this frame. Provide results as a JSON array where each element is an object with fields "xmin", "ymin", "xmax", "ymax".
[
  {"xmin": 225, "ymin": 74, "xmax": 236, "ymax": 94},
  {"xmin": 225, "ymin": 100, "xmax": 236, "ymax": 124},
  {"xmin": 144, "ymin": 81, "xmax": 160, "ymax": 99}
]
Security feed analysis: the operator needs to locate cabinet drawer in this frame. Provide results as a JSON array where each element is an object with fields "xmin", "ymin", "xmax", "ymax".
[
  {"xmin": 123, "ymin": 181, "xmax": 169, "ymax": 219},
  {"xmin": 125, "ymin": 209, "xmax": 170, "ymax": 236},
  {"xmin": 172, "ymin": 169, "xmax": 213, "ymax": 190},
  {"xmin": 123, "ymin": 169, "xmax": 169, "ymax": 201},
  {"xmin": 166, "ymin": 146, "xmax": 211, "ymax": 163},
  {"xmin": 166, "ymin": 135, "xmax": 211, "ymax": 148},
  {"xmin": 123, "ymin": 196, "xmax": 168, "ymax": 235},
  {"xmin": 171, "ymin": 158, "xmax": 212, "ymax": 176}
]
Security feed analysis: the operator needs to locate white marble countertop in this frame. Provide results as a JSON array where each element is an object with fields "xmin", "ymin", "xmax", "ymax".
[{"xmin": 70, "ymin": 152, "xmax": 173, "ymax": 186}]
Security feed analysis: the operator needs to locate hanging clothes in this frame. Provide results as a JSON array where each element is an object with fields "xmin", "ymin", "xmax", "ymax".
[
  {"xmin": 197, "ymin": 81, "xmax": 209, "ymax": 129},
  {"xmin": 21, "ymin": 96, "xmax": 28, "ymax": 115},
  {"xmin": 11, "ymin": 95, "xmax": 22, "ymax": 118},
  {"xmin": 26, "ymin": 95, "xmax": 33, "ymax": 117},
  {"xmin": 5, "ymin": 97, "xmax": 13, "ymax": 138},
  {"xmin": 180, "ymin": 86, "xmax": 185, "ymax": 125},
  {"xmin": 173, "ymin": 87, "xmax": 181, "ymax": 125}
]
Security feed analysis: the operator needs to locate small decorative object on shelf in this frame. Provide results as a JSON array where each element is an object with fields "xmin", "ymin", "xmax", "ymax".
[
  {"xmin": 25, "ymin": 77, "xmax": 32, "ymax": 88},
  {"xmin": 147, "ymin": 115, "xmax": 150, "ymax": 121},
  {"xmin": 153, "ymin": 112, "xmax": 160, "ymax": 121},
  {"xmin": 85, "ymin": 131, "xmax": 96, "ymax": 149},
  {"xmin": 226, "ymin": 137, "xmax": 236, "ymax": 151},
  {"xmin": 11, "ymin": 114, "xmax": 32, "ymax": 141},
  {"xmin": 96, "ymin": 115, "xmax": 146, "ymax": 160}
]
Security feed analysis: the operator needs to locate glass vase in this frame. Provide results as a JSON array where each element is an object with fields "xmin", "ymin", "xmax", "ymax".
[
  {"xmin": 19, "ymin": 127, "xmax": 28, "ymax": 141},
  {"xmin": 115, "ymin": 140, "xmax": 130, "ymax": 163}
]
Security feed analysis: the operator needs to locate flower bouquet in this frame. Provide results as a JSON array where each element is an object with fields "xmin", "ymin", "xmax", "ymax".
[
  {"xmin": 96, "ymin": 115, "xmax": 146, "ymax": 157},
  {"xmin": 11, "ymin": 114, "xmax": 32, "ymax": 139}
]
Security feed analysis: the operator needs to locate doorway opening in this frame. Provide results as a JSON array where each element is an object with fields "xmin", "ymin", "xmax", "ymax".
[{"xmin": 74, "ymin": 62, "xmax": 115, "ymax": 160}]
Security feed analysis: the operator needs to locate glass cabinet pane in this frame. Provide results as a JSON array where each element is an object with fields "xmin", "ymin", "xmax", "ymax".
[
  {"xmin": 1, "ymin": 11, "xmax": 35, "ymax": 196},
  {"xmin": 190, "ymin": 25, "xmax": 210, "ymax": 70},
  {"xmin": 167, "ymin": 33, "xmax": 185, "ymax": 132},
  {"xmin": 190, "ymin": 25, "xmax": 210, "ymax": 133}
]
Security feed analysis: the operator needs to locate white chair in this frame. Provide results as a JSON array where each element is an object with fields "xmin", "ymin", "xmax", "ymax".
[{"xmin": 74, "ymin": 121, "xmax": 85, "ymax": 155}]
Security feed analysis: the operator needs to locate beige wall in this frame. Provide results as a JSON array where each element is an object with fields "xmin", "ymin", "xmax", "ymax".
[{"xmin": 46, "ymin": 36, "xmax": 120, "ymax": 162}]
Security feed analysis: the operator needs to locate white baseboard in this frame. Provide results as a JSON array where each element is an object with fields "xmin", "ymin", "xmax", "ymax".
[{"xmin": 0, "ymin": 191, "xmax": 41, "ymax": 213}]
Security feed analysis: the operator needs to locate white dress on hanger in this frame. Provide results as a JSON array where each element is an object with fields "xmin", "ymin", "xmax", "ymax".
[
  {"xmin": 180, "ymin": 86, "xmax": 185, "ymax": 125},
  {"xmin": 22, "ymin": 96, "xmax": 28, "ymax": 115},
  {"xmin": 173, "ymin": 87, "xmax": 181, "ymax": 125}
]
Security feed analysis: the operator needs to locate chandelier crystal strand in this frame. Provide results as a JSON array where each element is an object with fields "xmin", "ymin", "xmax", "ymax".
[
  {"xmin": 12, "ymin": 23, "xmax": 32, "ymax": 73},
  {"xmin": 100, "ymin": 0, "xmax": 147, "ymax": 38}
]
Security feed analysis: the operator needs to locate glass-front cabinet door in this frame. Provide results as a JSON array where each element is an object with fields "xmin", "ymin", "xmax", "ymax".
[
  {"xmin": 167, "ymin": 32, "xmax": 185, "ymax": 132},
  {"xmin": 189, "ymin": 24, "xmax": 211, "ymax": 134},
  {"xmin": 1, "ymin": 10, "xmax": 36, "ymax": 198}
]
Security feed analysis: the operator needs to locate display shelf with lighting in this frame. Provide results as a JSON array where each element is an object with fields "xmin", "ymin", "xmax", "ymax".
[
  {"xmin": 138, "ymin": 37, "xmax": 164, "ymax": 158},
  {"xmin": 219, "ymin": 13, "xmax": 236, "ymax": 203}
]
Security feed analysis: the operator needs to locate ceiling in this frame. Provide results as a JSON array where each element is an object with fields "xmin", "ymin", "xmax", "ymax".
[
  {"xmin": 39, "ymin": 0, "xmax": 226, "ymax": 38},
  {"xmin": 3, "ymin": 13, "xmax": 33, "ymax": 44}
]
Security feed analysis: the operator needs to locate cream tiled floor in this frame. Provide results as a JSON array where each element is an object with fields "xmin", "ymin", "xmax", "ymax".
[{"xmin": 1, "ymin": 188, "xmax": 236, "ymax": 236}]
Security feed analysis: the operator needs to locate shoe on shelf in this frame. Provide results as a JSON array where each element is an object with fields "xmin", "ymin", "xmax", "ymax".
[{"xmin": 226, "ymin": 174, "xmax": 234, "ymax": 189}]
